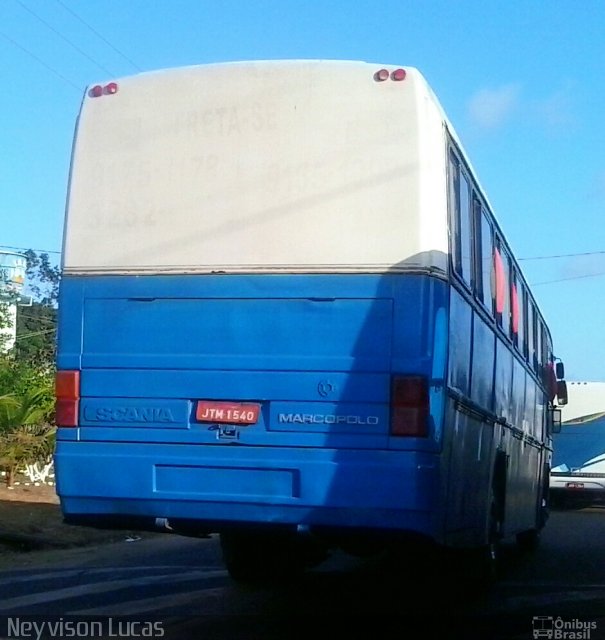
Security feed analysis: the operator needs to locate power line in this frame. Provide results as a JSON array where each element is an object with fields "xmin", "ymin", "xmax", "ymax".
[
  {"xmin": 14, "ymin": 0, "xmax": 117, "ymax": 77},
  {"xmin": 0, "ymin": 245, "xmax": 61, "ymax": 255},
  {"xmin": 15, "ymin": 328, "xmax": 56, "ymax": 341},
  {"xmin": 531, "ymin": 271, "xmax": 605, "ymax": 286},
  {"xmin": 0, "ymin": 29, "xmax": 81, "ymax": 92},
  {"xmin": 53, "ymin": 0, "xmax": 142, "ymax": 72},
  {"xmin": 520, "ymin": 250, "xmax": 605, "ymax": 261},
  {"xmin": 4, "ymin": 244, "xmax": 605, "ymax": 269},
  {"xmin": 19, "ymin": 315, "xmax": 56, "ymax": 326}
]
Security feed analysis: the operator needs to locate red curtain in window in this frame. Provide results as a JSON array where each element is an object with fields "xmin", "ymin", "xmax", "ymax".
[
  {"xmin": 493, "ymin": 248, "xmax": 506, "ymax": 315},
  {"xmin": 511, "ymin": 283, "xmax": 519, "ymax": 334}
]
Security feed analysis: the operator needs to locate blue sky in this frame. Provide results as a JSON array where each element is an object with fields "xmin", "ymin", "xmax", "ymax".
[{"xmin": 1, "ymin": 0, "xmax": 604, "ymax": 381}]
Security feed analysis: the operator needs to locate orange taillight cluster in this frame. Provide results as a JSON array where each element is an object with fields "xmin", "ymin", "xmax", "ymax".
[
  {"xmin": 390, "ymin": 375, "xmax": 429, "ymax": 437},
  {"xmin": 55, "ymin": 370, "xmax": 80, "ymax": 427}
]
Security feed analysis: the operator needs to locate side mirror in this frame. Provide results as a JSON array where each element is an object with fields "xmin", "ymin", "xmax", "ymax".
[
  {"xmin": 557, "ymin": 380, "xmax": 568, "ymax": 406},
  {"xmin": 556, "ymin": 361, "xmax": 565, "ymax": 380},
  {"xmin": 551, "ymin": 408, "xmax": 562, "ymax": 433}
]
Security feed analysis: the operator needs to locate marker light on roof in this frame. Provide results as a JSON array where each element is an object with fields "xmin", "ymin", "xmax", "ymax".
[
  {"xmin": 105, "ymin": 82, "xmax": 119, "ymax": 94},
  {"xmin": 391, "ymin": 68, "xmax": 406, "ymax": 81},
  {"xmin": 374, "ymin": 69, "xmax": 389, "ymax": 82},
  {"xmin": 90, "ymin": 85, "xmax": 103, "ymax": 98}
]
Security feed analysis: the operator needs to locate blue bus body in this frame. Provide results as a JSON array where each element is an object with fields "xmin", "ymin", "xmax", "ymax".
[
  {"xmin": 54, "ymin": 61, "xmax": 563, "ymax": 578},
  {"xmin": 56, "ymin": 273, "xmax": 449, "ymax": 539}
]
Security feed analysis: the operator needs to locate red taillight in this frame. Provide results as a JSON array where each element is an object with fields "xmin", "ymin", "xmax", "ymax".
[
  {"xmin": 55, "ymin": 370, "xmax": 80, "ymax": 427},
  {"xmin": 55, "ymin": 370, "xmax": 80, "ymax": 399},
  {"xmin": 391, "ymin": 68, "xmax": 406, "ymax": 81},
  {"xmin": 55, "ymin": 399, "xmax": 79, "ymax": 427},
  {"xmin": 89, "ymin": 83, "xmax": 118, "ymax": 98},
  {"xmin": 374, "ymin": 68, "xmax": 390, "ymax": 82},
  {"xmin": 390, "ymin": 376, "xmax": 429, "ymax": 437}
]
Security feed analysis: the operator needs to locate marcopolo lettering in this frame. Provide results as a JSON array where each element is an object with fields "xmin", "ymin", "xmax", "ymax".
[
  {"xmin": 278, "ymin": 413, "xmax": 379, "ymax": 425},
  {"xmin": 84, "ymin": 406, "xmax": 176, "ymax": 423}
]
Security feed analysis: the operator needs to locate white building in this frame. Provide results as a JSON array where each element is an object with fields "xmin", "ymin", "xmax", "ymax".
[{"xmin": 0, "ymin": 250, "xmax": 26, "ymax": 352}]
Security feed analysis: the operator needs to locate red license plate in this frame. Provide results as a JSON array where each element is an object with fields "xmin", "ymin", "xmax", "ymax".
[{"xmin": 196, "ymin": 401, "xmax": 260, "ymax": 425}]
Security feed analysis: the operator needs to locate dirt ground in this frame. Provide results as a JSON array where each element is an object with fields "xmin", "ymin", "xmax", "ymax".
[{"xmin": 0, "ymin": 476, "xmax": 155, "ymax": 567}]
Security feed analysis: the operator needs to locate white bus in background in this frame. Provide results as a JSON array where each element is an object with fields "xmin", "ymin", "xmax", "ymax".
[{"xmin": 550, "ymin": 382, "xmax": 605, "ymax": 508}]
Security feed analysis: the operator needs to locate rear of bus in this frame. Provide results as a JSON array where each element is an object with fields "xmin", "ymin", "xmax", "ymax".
[{"xmin": 55, "ymin": 61, "xmax": 450, "ymax": 574}]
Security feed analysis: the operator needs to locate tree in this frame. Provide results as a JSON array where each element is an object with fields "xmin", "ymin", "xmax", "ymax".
[
  {"xmin": 0, "ymin": 389, "xmax": 54, "ymax": 487},
  {"xmin": 14, "ymin": 250, "xmax": 60, "ymax": 365},
  {"xmin": 0, "ymin": 358, "xmax": 55, "ymax": 416},
  {"xmin": 0, "ymin": 250, "xmax": 59, "ymax": 484},
  {"xmin": 0, "ymin": 357, "xmax": 55, "ymax": 486},
  {"xmin": 23, "ymin": 250, "xmax": 60, "ymax": 307},
  {"xmin": 15, "ymin": 303, "xmax": 57, "ymax": 364}
]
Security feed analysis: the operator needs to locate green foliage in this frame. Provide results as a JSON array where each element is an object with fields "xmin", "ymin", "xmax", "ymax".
[
  {"xmin": 14, "ymin": 250, "xmax": 60, "ymax": 364},
  {"xmin": 23, "ymin": 250, "xmax": 61, "ymax": 307},
  {"xmin": 0, "ymin": 389, "xmax": 48, "ymax": 432},
  {"xmin": 0, "ymin": 249, "xmax": 59, "ymax": 484},
  {"xmin": 0, "ymin": 358, "xmax": 55, "ymax": 421},
  {"xmin": 15, "ymin": 302, "xmax": 57, "ymax": 364},
  {"xmin": 0, "ymin": 389, "xmax": 55, "ymax": 487}
]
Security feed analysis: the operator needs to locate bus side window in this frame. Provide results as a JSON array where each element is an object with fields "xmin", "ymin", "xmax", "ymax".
[
  {"xmin": 502, "ymin": 247, "xmax": 512, "ymax": 338},
  {"xmin": 479, "ymin": 209, "xmax": 493, "ymax": 314},
  {"xmin": 448, "ymin": 150, "xmax": 473, "ymax": 289},
  {"xmin": 448, "ymin": 152, "xmax": 460, "ymax": 277},
  {"xmin": 522, "ymin": 288, "xmax": 529, "ymax": 360},
  {"xmin": 542, "ymin": 324, "xmax": 549, "ymax": 373},
  {"xmin": 528, "ymin": 304, "xmax": 536, "ymax": 372},
  {"xmin": 512, "ymin": 272, "xmax": 525, "ymax": 353},
  {"xmin": 494, "ymin": 238, "xmax": 511, "ymax": 337},
  {"xmin": 540, "ymin": 322, "xmax": 549, "ymax": 387},
  {"xmin": 535, "ymin": 315, "xmax": 542, "ymax": 375},
  {"xmin": 458, "ymin": 171, "xmax": 472, "ymax": 288}
]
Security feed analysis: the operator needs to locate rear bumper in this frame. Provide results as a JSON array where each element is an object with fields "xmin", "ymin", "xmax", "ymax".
[
  {"xmin": 55, "ymin": 441, "xmax": 440, "ymax": 537},
  {"xmin": 549, "ymin": 487, "xmax": 605, "ymax": 507}
]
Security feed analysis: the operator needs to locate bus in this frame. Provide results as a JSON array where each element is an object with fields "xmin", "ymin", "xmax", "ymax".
[
  {"xmin": 54, "ymin": 60, "xmax": 566, "ymax": 582},
  {"xmin": 550, "ymin": 382, "xmax": 605, "ymax": 508}
]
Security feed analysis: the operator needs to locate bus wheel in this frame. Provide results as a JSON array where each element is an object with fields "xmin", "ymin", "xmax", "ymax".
[
  {"xmin": 444, "ymin": 539, "xmax": 498, "ymax": 592},
  {"xmin": 465, "ymin": 501, "xmax": 501, "ymax": 588},
  {"xmin": 466, "ymin": 537, "xmax": 499, "ymax": 588},
  {"xmin": 516, "ymin": 529, "xmax": 541, "ymax": 553},
  {"xmin": 220, "ymin": 529, "xmax": 305, "ymax": 584}
]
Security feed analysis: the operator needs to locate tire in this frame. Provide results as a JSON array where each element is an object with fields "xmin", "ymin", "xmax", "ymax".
[
  {"xmin": 466, "ymin": 536, "xmax": 499, "ymax": 588},
  {"xmin": 388, "ymin": 536, "xmax": 442, "ymax": 577},
  {"xmin": 439, "ymin": 539, "xmax": 498, "ymax": 594},
  {"xmin": 463, "ymin": 499, "xmax": 501, "ymax": 588},
  {"xmin": 516, "ymin": 528, "xmax": 541, "ymax": 553},
  {"xmin": 220, "ymin": 529, "xmax": 306, "ymax": 584}
]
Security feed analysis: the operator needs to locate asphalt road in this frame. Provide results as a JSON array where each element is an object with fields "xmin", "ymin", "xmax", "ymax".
[{"xmin": 1, "ymin": 508, "xmax": 605, "ymax": 639}]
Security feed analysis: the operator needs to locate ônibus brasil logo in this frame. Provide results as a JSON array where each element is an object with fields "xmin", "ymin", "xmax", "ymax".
[{"xmin": 532, "ymin": 616, "xmax": 597, "ymax": 640}]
